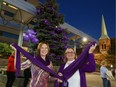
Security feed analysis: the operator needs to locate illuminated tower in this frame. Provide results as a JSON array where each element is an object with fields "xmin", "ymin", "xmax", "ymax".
[{"xmin": 99, "ymin": 15, "xmax": 111, "ymax": 54}]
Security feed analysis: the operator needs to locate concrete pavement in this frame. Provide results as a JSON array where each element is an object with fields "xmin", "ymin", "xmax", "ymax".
[
  {"xmin": 86, "ymin": 72, "xmax": 116, "ymax": 87},
  {"xmin": 0, "ymin": 72, "xmax": 115, "ymax": 87}
]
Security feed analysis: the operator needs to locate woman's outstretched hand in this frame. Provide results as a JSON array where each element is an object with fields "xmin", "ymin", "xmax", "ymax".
[{"xmin": 89, "ymin": 43, "xmax": 97, "ymax": 54}]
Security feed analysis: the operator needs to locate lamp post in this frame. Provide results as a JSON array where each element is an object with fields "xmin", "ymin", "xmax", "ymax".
[
  {"xmin": 73, "ymin": 39, "xmax": 77, "ymax": 53},
  {"xmin": 18, "ymin": 24, "xmax": 25, "ymax": 46}
]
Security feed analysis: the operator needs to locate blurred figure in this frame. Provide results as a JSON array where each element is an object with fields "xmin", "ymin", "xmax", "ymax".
[
  {"xmin": 23, "ymin": 67, "xmax": 31, "ymax": 87},
  {"xmin": 114, "ymin": 68, "xmax": 116, "ymax": 79},
  {"xmin": 100, "ymin": 60, "xmax": 111, "ymax": 87},
  {"xmin": 110, "ymin": 67, "xmax": 115, "ymax": 78},
  {"xmin": 6, "ymin": 52, "xmax": 15, "ymax": 87}
]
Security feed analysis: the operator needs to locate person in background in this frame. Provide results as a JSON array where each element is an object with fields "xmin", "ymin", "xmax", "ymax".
[
  {"xmin": 110, "ymin": 67, "xmax": 115, "ymax": 78},
  {"xmin": 100, "ymin": 60, "xmax": 111, "ymax": 87},
  {"xmin": 21, "ymin": 48, "xmax": 31, "ymax": 87},
  {"xmin": 6, "ymin": 52, "xmax": 16, "ymax": 87},
  {"xmin": 23, "ymin": 67, "xmax": 31, "ymax": 87}
]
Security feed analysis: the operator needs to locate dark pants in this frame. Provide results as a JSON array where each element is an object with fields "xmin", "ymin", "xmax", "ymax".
[
  {"xmin": 102, "ymin": 78, "xmax": 111, "ymax": 87},
  {"xmin": 6, "ymin": 71, "xmax": 15, "ymax": 87},
  {"xmin": 23, "ymin": 68, "xmax": 31, "ymax": 87},
  {"xmin": 107, "ymin": 80, "xmax": 111, "ymax": 87}
]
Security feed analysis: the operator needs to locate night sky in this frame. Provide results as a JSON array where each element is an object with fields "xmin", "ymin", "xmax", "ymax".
[{"xmin": 39, "ymin": 0, "xmax": 115, "ymax": 40}]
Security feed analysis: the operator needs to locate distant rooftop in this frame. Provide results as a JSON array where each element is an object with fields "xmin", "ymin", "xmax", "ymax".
[{"xmin": 61, "ymin": 23, "xmax": 98, "ymax": 42}]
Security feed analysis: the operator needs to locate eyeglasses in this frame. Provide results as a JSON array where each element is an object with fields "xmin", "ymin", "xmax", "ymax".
[{"xmin": 66, "ymin": 52, "xmax": 75, "ymax": 54}]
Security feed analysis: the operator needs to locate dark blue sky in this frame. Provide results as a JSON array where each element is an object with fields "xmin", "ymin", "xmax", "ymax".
[{"xmin": 40, "ymin": 0, "xmax": 115, "ymax": 40}]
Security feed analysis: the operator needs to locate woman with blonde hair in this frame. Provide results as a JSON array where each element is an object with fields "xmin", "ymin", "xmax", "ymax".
[
  {"xmin": 55, "ymin": 43, "xmax": 97, "ymax": 87},
  {"xmin": 21, "ymin": 42, "xmax": 53, "ymax": 87}
]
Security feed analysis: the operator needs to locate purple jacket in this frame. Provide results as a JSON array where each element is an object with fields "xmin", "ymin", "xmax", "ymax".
[
  {"xmin": 56, "ymin": 54, "xmax": 96, "ymax": 87},
  {"xmin": 79, "ymin": 54, "xmax": 96, "ymax": 87}
]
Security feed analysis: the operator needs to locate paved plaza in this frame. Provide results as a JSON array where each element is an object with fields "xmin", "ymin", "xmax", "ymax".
[
  {"xmin": 0, "ymin": 72, "xmax": 115, "ymax": 87},
  {"xmin": 86, "ymin": 72, "xmax": 115, "ymax": 87}
]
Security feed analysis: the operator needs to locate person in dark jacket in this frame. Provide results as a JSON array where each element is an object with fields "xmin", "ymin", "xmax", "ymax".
[
  {"xmin": 23, "ymin": 67, "xmax": 31, "ymax": 87},
  {"xmin": 6, "ymin": 52, "xmax": 16, "ymax": 87}
]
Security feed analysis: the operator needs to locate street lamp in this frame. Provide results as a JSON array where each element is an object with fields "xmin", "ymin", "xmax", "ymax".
[
  {"xmin": 0, "ymin": 0, "xmax": 36, "ymax": 46},
  {"xmin": 78, "ymin": 37, "xmax": 88, "ymax": 49},
  {"xmin": 110, "ymin": 65, "xmax": 113, "ymax": 68},
  {"xmin": 82, "ymin": 37, "xmax": 88, "ymax": 42}
]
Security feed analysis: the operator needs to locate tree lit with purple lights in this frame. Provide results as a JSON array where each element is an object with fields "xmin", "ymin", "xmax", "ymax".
[{"xmin": 33, "ymin": 0, "xmax": 68, "ymax": 65}]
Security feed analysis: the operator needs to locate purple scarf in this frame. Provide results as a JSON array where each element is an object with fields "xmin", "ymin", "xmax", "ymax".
[
  {"xmin": 11, "ymin": 42, "xmax": 96, "ymax": 87},
  {"xmin": 11, "ymin": 43, "xmax": 62, "ymax": 80},
  {"xmin": 54, "ymin": 42, "xmax": 96, "ymax": 87},
  {"xmin": 35, "ymin": 55, "xmax": 50, "ymax": 66}
]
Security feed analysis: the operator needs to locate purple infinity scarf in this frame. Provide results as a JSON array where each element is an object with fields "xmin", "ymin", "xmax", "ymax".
[
  {"xmin": 35, "ymin": 55, "xmax": 50, "ymax": 66},
  {"xmin": 11, "ymin": 42, "xmax": 96, "ymax": 87},
  {"xmin": 11, "ymin": 43, "xmax": 62, "ymax": 80}
]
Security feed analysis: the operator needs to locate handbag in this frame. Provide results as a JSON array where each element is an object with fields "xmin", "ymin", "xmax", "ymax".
[{"xmin": 106, "ymin": 69, "xmax": 115, "ymax": 80}]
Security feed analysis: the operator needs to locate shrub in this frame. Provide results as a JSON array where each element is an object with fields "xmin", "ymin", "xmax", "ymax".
[{"xmin": 0, "ymin": 42, "xmax": 13, "ymax": 57}]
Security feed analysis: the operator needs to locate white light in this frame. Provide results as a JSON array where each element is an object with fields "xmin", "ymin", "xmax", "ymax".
[
  {"xmin": 82, "ymin": 37, "xmax": 87, "ymax": 42},
  {"xmin": 110, "ymin": 65, "xmax": 113, "ymax": 68}
]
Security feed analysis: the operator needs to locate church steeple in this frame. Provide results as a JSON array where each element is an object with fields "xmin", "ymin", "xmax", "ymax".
[
  {"xmin": 99, "ymin": 15, "xmax": 111, "ymax": 54},
  {"xmin": 99, "ymin": 15, "xmax": 109, "ymax": 40}
]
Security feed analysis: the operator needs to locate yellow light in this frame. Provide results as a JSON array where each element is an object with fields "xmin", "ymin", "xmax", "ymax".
[
  {"xmin": 82, "ymin": 37, "xmax": 87, "ymax": 42},
  {"xmin": 3, "ymin": 2, "xmax": 7, "ymax": 5},
  {"xmin": 8, "ymin": 5, "xmax": 18, "ymax": 10}
]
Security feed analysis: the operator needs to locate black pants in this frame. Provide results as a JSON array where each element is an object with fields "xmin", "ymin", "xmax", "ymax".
[
  {"xmin": 6, "ymin": 71, "xmax": 15, "ymax": 87},
  {"xmin": 23, "ymin": 68, "xmax": 31, "ymax": 87}
]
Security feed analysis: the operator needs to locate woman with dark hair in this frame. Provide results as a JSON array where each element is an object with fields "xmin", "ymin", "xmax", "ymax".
[
  {"xmin": 21, "ymin": 42, "xmax": 53, "ymax": 87},
  {"xmin": 6, "ymin": 52, "xmax": 16, "ymax": 87}
]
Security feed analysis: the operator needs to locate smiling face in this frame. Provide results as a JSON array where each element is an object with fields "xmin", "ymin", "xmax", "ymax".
[
  {"xmin": 40, "ymin": 44, "xmax": 49, "ymax": 57},
  {"xmin": 37, "ymin": 42, "xmax": 50, "ymax": 58},
  {"xmin": 64, "ymin": 48, "xmax": 76, "ymax": 61}
]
